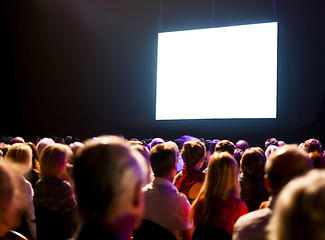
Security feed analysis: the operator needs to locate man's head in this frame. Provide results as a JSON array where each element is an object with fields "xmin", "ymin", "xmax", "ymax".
[
  {"xmin": 73, "ymin": 136, "xmax": 148, "ymax": 229},
  {"xmin": 265, "ymin": 144, "xmax": 313, "ymax": 195},
  {"xmin": 149, "ymin": 142, "xmax": 177, "ymax": 178}
]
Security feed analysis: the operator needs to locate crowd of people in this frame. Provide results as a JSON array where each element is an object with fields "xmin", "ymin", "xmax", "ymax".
[{"xmin": 0, "ymin": 134, "xmax": 325, "ymax": 240}]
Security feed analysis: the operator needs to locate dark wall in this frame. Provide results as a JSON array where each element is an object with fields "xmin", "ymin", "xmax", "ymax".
[{"xmin": 1, "ymin": 0, "xmax": 325, "ymax": 147}]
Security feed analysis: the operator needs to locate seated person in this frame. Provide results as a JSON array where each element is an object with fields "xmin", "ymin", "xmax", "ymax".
[
  {"xmin": 5, "ymin": 143, "xmax": 36, "ymax": 239},
  {"xmin": 0, "ymin": 162, "xmax": 28, "ymax": 239},
  {"xmin": 34, "ymin": 143, "xmax": 78, "ymax": 240},
  {"xmin": 214, "ymin": 140, "xmax": 236, "ymax": 155},
  {"xmin": 140, "ymin": 142, "xmax": 194, "ymax": 240},
  {"xmin": 191, "ymin": 152, "xmax": 247, "ymax": 236},
  {"xmin": 233, "ymin": 145, "xmax": 313, "ymax": 240},
  {"xmin": 239, "ymin": 147, "xmax": 269, "ymax": 212},
  {"xmin": 268, "ymin": 169, "xmax": 325, "ymax": 240},
  {"xmin": 173, "ymin": 140, "xmax": 206, "ymax": 203},
  {"xmin": 72, "ymin": 136, "xmax": 148, "ymax": 240}
]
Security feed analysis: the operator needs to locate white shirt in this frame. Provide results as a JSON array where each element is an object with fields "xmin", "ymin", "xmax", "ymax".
[{"xmin": 142, "ymin": 177, "xmax": 193, "ymax": 239}]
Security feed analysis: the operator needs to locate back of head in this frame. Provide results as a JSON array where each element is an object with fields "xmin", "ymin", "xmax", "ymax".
[
  {"xmin": 240, "ymin": 147, "xmax": 266, "ymax": 177},
  {"xmin": 303, "ymin": 138, "xmax": 324, "ymax": 154},
  {"xmin": 214, "ymin": 140, "xmax": 236, "ymax": 155},
  {"xmin": 265, "ymin": 144, "xmax": 313, "ymax": 195},
  {"xmin": 149, "ymin": 143, "xmax": 177, "ymax": 178},
  {"xmin": 147, "ymin": 138, "xmax": 165, "ymax": 151},
  {"xmin": 181, "ymin": 140, "xmax": 206, "ymax": 169},
  {"xmin": 5, "ymin": 143, "xmax": 32, "ymax": 173},
  {"xmin": 209, "ymin": 139, "xmax": 220, "ymax": 153},
  {"xmin": 0, "ymin": 163, "xmax": 22, "ymax": 236},
  {"xmin": 236, "ymin": 140, "xmax": 250, "ymax": 152},
  {"xmin": 36, "ymin": 138, "xmax": 55, "ymax": 157},
  {"xmin": 265, "ymin": 138, "xmax": 278, "ymax": 149},
  {"xmin": 193, "ymin": 152, "xmax": 240, "ymax": 226},
  {"xmin": 73, "ymin": 136, "xmax": 148, "ymax": 225},
  {"xmin": 265, "ymin": 145, "xmax": 279, "ymax": 159},
  {"xmin": 11, "ymin": 137, "xmax": 25, "ymax": 144},
  {"xmin": 39, "ymin": 143, "xmax": 72, "ymax": 179},
  {"xmin": 205, "ymin": 152, "xmax": 240, "ymax": 201},
  {"xmin": 269, "ymin": 169, "xmax": 325, "ymax": 240}
]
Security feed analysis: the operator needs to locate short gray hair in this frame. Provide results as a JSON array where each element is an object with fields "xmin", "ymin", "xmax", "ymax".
[{"xmin": 73, "ymin": 135, "xmax": 148, "ymax": 223}]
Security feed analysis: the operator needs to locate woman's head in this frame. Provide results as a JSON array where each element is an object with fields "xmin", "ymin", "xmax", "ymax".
[
  {"xmin": 240, "ymin": 147, "xmax": 266, "ymax": 177},
  {"xmin": 181, "ymin": 140, "xmax": 206, "ymax": 169},
  {"xmin": 205, "ymin": 152, "xmax": 240, "ymax": 201},
  {"xmin": 5, "ymin": 143, "xmax": 32, "ymax": 173},
  {"xmin": 191, "ymin": 152, "xmax": 240, "ymax": 227},
  {"xmin": 39, "ymin": 143, "xmax": 72, "ymax": 179}
]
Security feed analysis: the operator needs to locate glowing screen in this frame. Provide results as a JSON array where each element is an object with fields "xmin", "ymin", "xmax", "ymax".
[{"xmin": 156, "ymin": 22, "xmax": 278, "ymax": 120}]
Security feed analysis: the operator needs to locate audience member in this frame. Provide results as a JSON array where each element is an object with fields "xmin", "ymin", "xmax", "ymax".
[
  {"xmin": 173, "ymin": 140, "xmax": 206, "ymax": 203},
  {"xmin": 146, "ymin": 138, "xmax": 165, "ymax": 151},
  {"xmin": 303, "ymin": 138, "xmax": 324, "ymax": 154},
  {"xmin": 268, "ymin": 169, "xmax": 325, "ymax": 240},
  {"xmin": 214, "ymin": 140, "xmax": 236, "ymax": 155},
  {"xmin": 191, "ymin": 152, "xmax": 247, "ymax": 238},
  {"xmin": 239, "ymin": 147, "xmax": 269, "ymax": 212},
  {"xmin": 72, "ymin": 136, "xmax": 148, "ymax": 240},
  {"xmin": 69, "ymin": 142, "xmax": 84, "ymax": 158},
  {"xmin": 11, "ymin": 137, "xmax": 25, "ymax": 144},
  {"xmin": 233, "ymin": 144, "xmax": 313, "ymax": 240},
  {"xmin": 137, "ymin": 142, "xmax": 194, "ymax": 240},
  {"xmin": 26, "ymin": 135, "xmax": 41, "ymax": 147},
  {"xmin": 265, "ymin": 145, "xmax": 278, "ymax": 160},
  {"xmin": 35, "ymin": 138, "xmax": 55, "ymax": 157},
  {"xmin": 209, "ymin": 139, "xmax": 220, "ymax": 154},
  {"xmin": 233, "ymin": 148, "xmax": 244, "ymax": 168},
  {"xmin": 24, "ymin": 142, "xmax": 40, "ymax": 189},
  {"xmin": 34, "ymin": 143, "xmax": 78, "ymax": 240},
  {"xmin": 264, "ymin": 138, "xmax": 278, "ymax": 149},
  {"xmin": 130, "ymin": 140, "xmax": 153, "ymax": 184},
  {"xmin": 4, "ymin": 143, "xmax": 36, "ymax": 240},
  {"xmin": 236, "ymin": 140, "xmax": 250, "ymax": 152},
  {"xmin": 0, "ymin": 162, "xmax": 28, "ymax": 240}
]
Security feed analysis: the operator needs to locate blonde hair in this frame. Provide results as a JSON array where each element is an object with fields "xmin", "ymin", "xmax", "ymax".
[
  {"xmin": 5, "ymin": 143, "xmax": 32, "ymax": 173},
  {"xmin": 268, "ymin": 169, "xmax": 325, "ymax": 240},
  {"xmin": 191, "ymin": 152, "xmax": 240, "ymax": 226},
  {"xmin": 39, "ymin": 143, "xmax": 72, "ymax": 179}
]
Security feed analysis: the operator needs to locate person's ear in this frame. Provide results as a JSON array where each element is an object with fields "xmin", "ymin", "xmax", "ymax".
[
  {"xmin": 130, "ymin": 181, "xmax": 145, "ymax": 229},
  {"xmin": 132, "ymin": 182, "xmax": 142, "ymax": 207}
]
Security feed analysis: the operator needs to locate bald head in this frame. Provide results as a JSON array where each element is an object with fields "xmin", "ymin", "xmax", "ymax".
[{"xmin": 266, "ymin": 144, "xmax": 313, "ymax": 195}]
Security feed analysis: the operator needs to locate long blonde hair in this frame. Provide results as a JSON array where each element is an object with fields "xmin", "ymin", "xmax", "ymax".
[{"xmin": 191, "ymin": 152, "xmax": 240, "ymax": 226}]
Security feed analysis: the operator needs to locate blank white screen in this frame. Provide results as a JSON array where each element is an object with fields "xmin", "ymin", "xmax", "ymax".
[{"xmin": 156, "ymin": 22, "xmax": 278, "ymax": 120}]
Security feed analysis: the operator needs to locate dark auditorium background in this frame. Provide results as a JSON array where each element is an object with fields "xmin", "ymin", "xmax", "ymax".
[{"xmin": 1, "ymin": 0, "xmax": 325, "ymax": 147}]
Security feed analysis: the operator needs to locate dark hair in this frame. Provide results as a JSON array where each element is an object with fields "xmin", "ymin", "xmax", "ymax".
[
  {"xmin": 181, "ymin": 140, "xmax": 206, "ymax": 169},
  {"xmin": 150, "ymin": 143, "xmax": 176, "ymax": 177},
  {"xmin": 214, "ymin": 140, "xmax": 236, "ymax": 155},
  {"xmin": 241, "ymin": 147, "xmax": 266, "ymax": 177}
]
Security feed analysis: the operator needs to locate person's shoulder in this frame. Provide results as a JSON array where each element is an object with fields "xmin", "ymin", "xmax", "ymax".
[
  {"xmin": 233, "ymin": 208, "xmax": 272, "ymax": 240},
  {"xmin": 235, "ymin": 207, "xmax": 272, "ymax": 228}
]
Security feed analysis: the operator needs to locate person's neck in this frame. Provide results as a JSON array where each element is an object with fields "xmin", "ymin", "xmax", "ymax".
[{"xmin": 109, "ymin": 214, "xmax": 135, "ymax": 240}]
